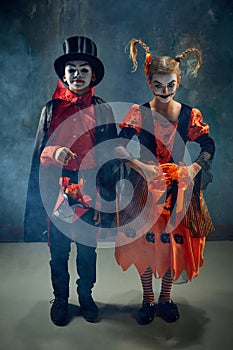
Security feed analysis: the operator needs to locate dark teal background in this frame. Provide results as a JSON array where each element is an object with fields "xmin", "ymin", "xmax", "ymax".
[{"xmin": 0, "ymin": 0, "xmax": 232, "ymax": 240}]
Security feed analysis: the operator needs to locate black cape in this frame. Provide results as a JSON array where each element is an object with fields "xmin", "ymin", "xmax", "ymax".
[{"xmin": 24, "ymin": 96, "xmax": 119, "ymax": 242}]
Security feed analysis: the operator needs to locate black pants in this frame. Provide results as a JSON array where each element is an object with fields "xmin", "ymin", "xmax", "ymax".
[{"xmin": 49, "ymin": 220, "xmax": 97, "ymax": 300}]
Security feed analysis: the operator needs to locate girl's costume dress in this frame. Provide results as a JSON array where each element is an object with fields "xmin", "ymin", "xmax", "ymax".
[{"xmin": 115, "ymin": 102, "xmax": 215, "ymax": 282}]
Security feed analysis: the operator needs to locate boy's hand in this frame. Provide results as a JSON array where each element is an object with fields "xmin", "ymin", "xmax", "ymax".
[
  {"xmin": 54, "ymin": 147, "xmax": 76, "ymax": 165},
  {"xmin": 93, "ymin": 210, "xmax": 101, "ymax": 226}
]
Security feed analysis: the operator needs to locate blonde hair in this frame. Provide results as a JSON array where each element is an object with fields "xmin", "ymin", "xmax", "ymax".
[{"xmin": 126, "ymin": 38, "xmax": 202, "ymax": 78}]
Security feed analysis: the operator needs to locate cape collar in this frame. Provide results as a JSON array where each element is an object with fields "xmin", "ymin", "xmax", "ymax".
[{"xmin": 52, "ymin": 80, "xmax": 94, "ymax": 107}]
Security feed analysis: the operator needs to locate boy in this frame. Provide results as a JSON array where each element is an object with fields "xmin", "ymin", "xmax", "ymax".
[{"xmin": 24, "ymin": 36, "xmax": 118, "ymax": 325}]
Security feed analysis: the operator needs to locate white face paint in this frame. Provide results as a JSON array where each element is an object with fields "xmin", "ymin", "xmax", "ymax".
[
  {"xmin": 64, "ymin": 60, "xmax": 93, "ymax": 92},
  {"xmin": 150, "ymin": 73, "xmax": 178, "ymax": 103}
]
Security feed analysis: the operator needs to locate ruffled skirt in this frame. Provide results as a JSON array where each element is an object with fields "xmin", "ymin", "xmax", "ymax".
[{"xmin": 115, "ymin": 170, "xmax": 213, "ymax": 282}]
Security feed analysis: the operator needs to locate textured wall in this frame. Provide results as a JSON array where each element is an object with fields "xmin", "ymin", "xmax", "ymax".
[{"xmin": 0, "ymin": 0, "xmax": 232, "ymax": 240}]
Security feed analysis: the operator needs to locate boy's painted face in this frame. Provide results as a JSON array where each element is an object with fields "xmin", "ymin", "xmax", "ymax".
[
  {"xmin": 150, "ymin": 73, "xmax": 178, "ymax": 103},
  {"xmin": 64, "ymin": 60, "xmax": 93, "ymax": 92}
]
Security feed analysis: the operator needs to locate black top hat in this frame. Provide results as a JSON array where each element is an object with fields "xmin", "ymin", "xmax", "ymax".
[{"xmin": 54, "ymin": 36, "xmax": 105, "ymax": 87}]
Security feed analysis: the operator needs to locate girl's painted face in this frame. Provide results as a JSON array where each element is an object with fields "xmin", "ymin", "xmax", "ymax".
[
  {"xmin": 150, "ymin": 73, "xmax": 178, "ymax": 103},
  {"xmin": 64, "ymin": 60, "xmax": 93, "ymax": 92}
]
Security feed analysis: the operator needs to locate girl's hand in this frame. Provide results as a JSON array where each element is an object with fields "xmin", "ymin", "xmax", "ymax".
[
  {"xmin": 54, "ymin": 147, "xmax": 76, "ymax": 165},
  {"xmin": 126, "ymin": 158, "xmax": 161, "ymax": 182},
  {"xmin": 140, "ymin": 163, "xmax": 162, "ymax": 182},
  {"xmin": 177, "ymin": 162, "xmax": 202, "ymax": 182}
]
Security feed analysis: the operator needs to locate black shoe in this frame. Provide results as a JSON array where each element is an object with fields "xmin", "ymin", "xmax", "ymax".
[
  {"xmin": 136, "ymin": 303, "xmax": 155, "ymax": 325},
  {"xmin": 79, "ymin": 296, "xmax": 100, "ymax": 323},
  {"xmin": 50, "ymin": 298, "xmax": 68, "ymax": 326},
  {"xmin": 155, "ymin": 300, "xmax": 180, "ymax": 323}
]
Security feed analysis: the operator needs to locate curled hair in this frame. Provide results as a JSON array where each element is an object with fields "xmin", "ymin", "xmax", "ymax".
[
  {"xmin": 126, "ymin": 38, "xmax": 202, "ymax": 78},
  {"xmin": 148, "ymin": 48, "xmax": 202, "ymax": 78},
  {"xmin": 125, "ymin": 38, "xmax": 152, "ymax": 75},
  {"xmin": 175, "ymin": 48, "xmax": 202, "ymax": 74}
]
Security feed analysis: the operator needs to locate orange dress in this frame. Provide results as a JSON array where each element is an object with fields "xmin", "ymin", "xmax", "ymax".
[{"xmin": 115, "ymin": 103, "xmax": 214, "ymax": 282}]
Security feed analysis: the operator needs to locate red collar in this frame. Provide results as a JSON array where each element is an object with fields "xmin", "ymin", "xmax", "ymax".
[
  {"xmin": 52, "ymin": 80, "xmax": 94, "ymax": 107},
  {"xmin": 64, "ymin": 88, "xmax": 93, "ymax": 107}
]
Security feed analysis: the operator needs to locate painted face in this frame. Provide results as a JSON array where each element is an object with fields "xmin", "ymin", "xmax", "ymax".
[
  {"xmin": 64, "ymin": 60, "xmax": 93, "ymax": 92},
  {"xmin": 150, "ymin": 73, "xmax": 178, "ymax": 103}
]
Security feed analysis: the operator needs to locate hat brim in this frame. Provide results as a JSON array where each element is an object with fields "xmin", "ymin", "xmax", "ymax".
[{"xmin": 54, "ymin": 53, "xmax": 105, "ymax": 87}]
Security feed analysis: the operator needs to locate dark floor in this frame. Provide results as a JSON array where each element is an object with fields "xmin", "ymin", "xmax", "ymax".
[{"xmin": 0, "ymin": 241, "xmax": 233, "ymax": 350}]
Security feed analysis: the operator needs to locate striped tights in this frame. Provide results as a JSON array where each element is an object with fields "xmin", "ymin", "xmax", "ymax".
[{"xmin": 140, "ymin": 267, "xmax": 173, "ymax": 304}]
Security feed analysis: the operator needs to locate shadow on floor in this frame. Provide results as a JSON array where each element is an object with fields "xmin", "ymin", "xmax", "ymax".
[{"xmin": 13, "ymin": 299, "xmax": 209, "ymax": 350}]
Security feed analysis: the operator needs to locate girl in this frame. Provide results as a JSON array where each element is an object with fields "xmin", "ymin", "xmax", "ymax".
[{"xmin": 115, "ymin": 38, "xmax": 215, "ymax": 325}]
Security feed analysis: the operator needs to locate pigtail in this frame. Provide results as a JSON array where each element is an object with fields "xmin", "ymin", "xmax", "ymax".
[
  {"xmin": 175, "ymin": 48, "xmax": 202, "ymax": 74},
  {"xmin": 125, "ymin": 38, "xmax": 152, "ymax": 75}
]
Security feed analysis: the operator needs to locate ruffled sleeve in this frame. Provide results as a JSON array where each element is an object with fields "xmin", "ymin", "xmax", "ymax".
[
  {"xmin": 119, "ymin": 104, "xmax": 142, "ymax": 135},
  {"xmin": 40, "ymin": 145, "xmax": 62, "ymax": 167},
  {"xmin": 187, "ymin": 108, "xmax": 210, "ymax": 141}
]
